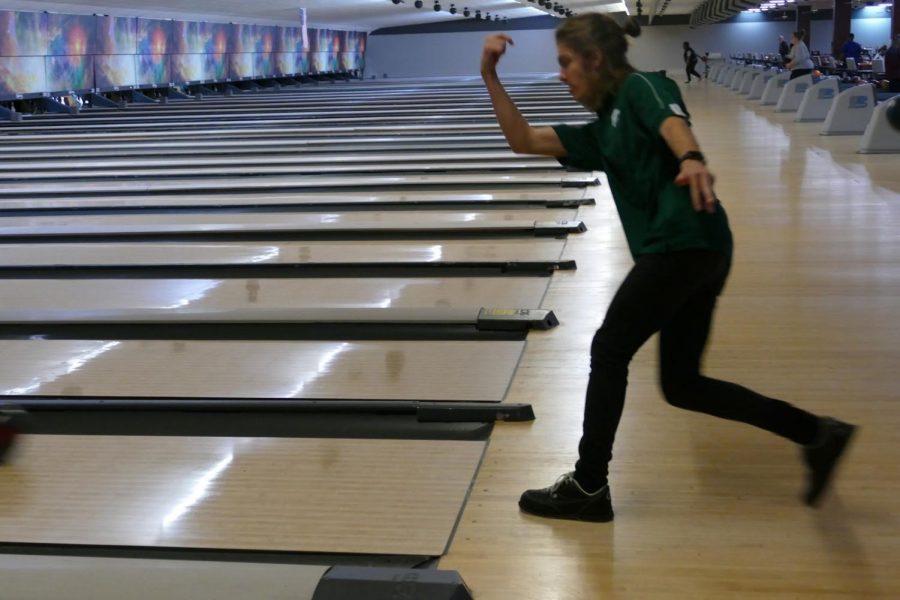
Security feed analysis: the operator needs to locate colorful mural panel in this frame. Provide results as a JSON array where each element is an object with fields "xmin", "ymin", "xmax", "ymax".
[
  {"xmin": 1, "ymin": 10, "xmax": 49, "ymax": 56},
  {"xmin": 98, "ymin": 16, "xmax": 136, "ymax": 55},
  {"xmin": 254, "ymin": 53, "xmax": 275, "ymax": 79},
  {"xmin": 275, "ymin": 53, "xmax": 293, "ymax": 76},
  {"xmin": 296, "ymin": 52, "xmax": 311, "ymax": 76},
  {"xmin": 137, "ymin": 19, "xmax": 172, "ymax": 55},
  {"xmin": 311, "ymin": 51, "xmax": 339, "ymax": 74},
  {"xmin": 231, "ymin": 24, "xmax": 277, "ymax": 54},
  {"xmin": 95, "ymin": 54, "xmax": 136, "ymax": 88},
  {"xmin": 258, "ymin": 26, "xmax": 276, "ymax": 54},
  {"xmin": 136, "ymin": 54, "xmax": 171, "ymax": 86},
  {"xmin": 229, "ymin": 53, "xmax": 255, "ymax": 79},
  {"xmin": 46, "ymin": 54, "xmax": 93, "ymax": 91},
  {"xmin": 340, "ymin": 53, "xmax": 362, "ymax": 72},
  {"xmin": 172, "ymin": 21, "xmax": 229, "ymax": 55},
  {"xmin": 47, "ymin": 14, "xmax": 97, "ymax": 57},
  {"xmin": 340, "ymin": 31, "xmax": 366, "ymax": 55},
  {"xmin": 0, "ymin": 56, "xmax": 46, "ymax": 97},
  {"xmin": 232, "ymin": 24, "xmax": 255, "ymax": 55},
  {"xmin": 279, "ymin": 52, "xmax": 311, "ymax": 76},
  {"xmin": 206, "ymin": 54, "xmax": 228, "ymax": 81},
  {"xmin": 1, "ymin": 10, "xmax": 362, "ymax": 97},
  {"xmin": 278, "ymin": 27, "xmax": 308, "ymax": 54},
  {"xmin": 171, "ymin": 54, "xmax": 211, "ymax": 83},
  {"xmin": 310, "ymin": 28, "xmax": 341, "ymax": 54}
]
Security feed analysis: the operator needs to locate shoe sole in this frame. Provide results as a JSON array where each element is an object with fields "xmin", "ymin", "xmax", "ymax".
[
  {"xmin": 806, "ymin": 423, "xmax": 857, "ymax": 507},
  {"xmin": 518, "ymin": 502, "xmax": 614, "ymax": 523},
  {"xmin": 0, "ymin": 425, "xmax": 19, "ymax": 465}
]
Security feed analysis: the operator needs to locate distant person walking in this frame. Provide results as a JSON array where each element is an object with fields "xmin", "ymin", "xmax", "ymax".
[
  {"xmin": 699, "ymin": 52, "xmax": 711, "ymax": 78},
  {"xmin": 683, "ymin": 42, "xmax": 702, "ymax": 83},
  {"xmin": 778, "ymin": 35, "xmax": 790, "ymax": 65},
  {"xmin": 886, "ymin": 34, "xmax": 900, "ymax": 92},
  {"xmin": 785, "ymin": 30, "xmax": 814, "ymax": 80}
]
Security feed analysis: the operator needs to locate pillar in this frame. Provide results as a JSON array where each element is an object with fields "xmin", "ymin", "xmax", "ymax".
[{"xmin": 832, "ymin": 0, "xmax": 852, "ymax": 57}]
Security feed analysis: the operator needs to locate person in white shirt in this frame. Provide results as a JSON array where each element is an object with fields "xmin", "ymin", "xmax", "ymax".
[{"xmin": 786, "ymin": 30, "xmax": 814, "ymax": 80}]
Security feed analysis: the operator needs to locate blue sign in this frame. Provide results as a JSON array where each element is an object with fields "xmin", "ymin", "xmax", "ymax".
[
  {"xmin": 849, "ymin": 96, "xmax": 869, "ymax": 109},
  {"xmin": 818, "ymin": 88, "xmax": 835, "ymax": 100}
]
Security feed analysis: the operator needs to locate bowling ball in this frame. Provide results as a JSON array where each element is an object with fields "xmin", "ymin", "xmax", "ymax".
[
  {"xmin": 887, "ymin": 98, "xmax": 900, "ymax": 133},
  {"xmin": 812, "ymin": 69, "xmax": 822, "ymax": 78}
]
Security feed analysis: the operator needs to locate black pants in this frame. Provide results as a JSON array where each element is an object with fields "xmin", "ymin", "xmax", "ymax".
[
  {"xmin": 686, "ymin": 62, "xmax": 702, "ymax": 81},
  {"xmin": 575, "ymin": 250, "xmax": 819, "ymax": 489},
  {"xmin": 790, "ymin": 69, "xmax": 812, "ymax": 80}
]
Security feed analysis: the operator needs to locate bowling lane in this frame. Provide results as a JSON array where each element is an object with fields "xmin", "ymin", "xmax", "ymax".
[
  {"xmin": 0, "ymin": 339, "xmax": 525, "ymax": 402},
  {"xmin": 0, "ymin": 187, "xmax": 594, "ymax": 213},
  {"xmin": 0, "ymin": 150, "xmax": 560, "ymax": 173},
  {"xmin": 0, "ymin": 278, "xmax": 550, "ymax": 312},
  {"xmin": 0, "ymin": 555, "xmax": 328, "ymax": 600},
  {"xmin": 0, "ymin": 238, "xmax": 569, "ymax": 269},
  {"xmin": 0, "ymin": 208, "xmax": 578, "ymax": 230},
  {"xmin": 0, "ymin": 435, "xmax": 486, "ymax": 555},
  {"xmin": 0, "ymin": 172, "xmax": 599, "ymax": 197},
  {"xmin": 0, "ymin": 158, "xmax": 562, "ymax": 182}
]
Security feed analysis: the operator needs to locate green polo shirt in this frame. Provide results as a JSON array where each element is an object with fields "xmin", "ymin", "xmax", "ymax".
[{"xmin": 554, "ymin": 71, "xmax": 733, "ymax": 260}]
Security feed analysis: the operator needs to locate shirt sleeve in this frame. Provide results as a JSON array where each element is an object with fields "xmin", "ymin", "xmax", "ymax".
[
  {"xmin": 551, "ymin": 123, "xmax": 604, "ymax": 172},
  {"xmin": 621, "ymin": 74, "xmax": 691, "ymax": 134}
]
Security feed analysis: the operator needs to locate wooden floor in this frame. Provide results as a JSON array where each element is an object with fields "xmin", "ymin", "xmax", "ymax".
[{"xmin": 438, "ymin": 81, "xmax": 900, "ymax": 598}]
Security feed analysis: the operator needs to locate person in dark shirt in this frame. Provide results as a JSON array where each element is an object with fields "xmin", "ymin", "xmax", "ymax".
[
  {"xmin": 886, "ymin": 35, "xmax": 900, "ymax": 92},
  {"xmin": 683, "ymin": 41, "xmax": 702, "ymax": 83},
  {"xmin": 841, "ymin": 33, "xmax": 862, "ymax": 67},
  {"xmin": 479, "ymin": 14, "xmax": 856, "ymax": 523},
  {"xmin": 779, "ymin": 35, "xmax": 790, "ymax": 65}
]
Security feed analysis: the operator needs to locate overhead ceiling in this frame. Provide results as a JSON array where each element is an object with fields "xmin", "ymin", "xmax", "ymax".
[{"xmin": 0, "ymin": 0, "xmax": 714, "ymax": 32}]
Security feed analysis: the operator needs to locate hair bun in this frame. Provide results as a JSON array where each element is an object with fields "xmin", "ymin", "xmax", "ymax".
[{"xmin": 622, "ymin": 17, "xmax": 641, "ymax": 38}]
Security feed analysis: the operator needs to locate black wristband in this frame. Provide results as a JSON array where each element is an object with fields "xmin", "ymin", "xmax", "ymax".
[{"xmin": 678, "ymin": 150, "xmax": 706, "ymax": 165}]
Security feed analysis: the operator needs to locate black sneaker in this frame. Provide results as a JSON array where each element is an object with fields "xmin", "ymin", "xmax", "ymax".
[
  {"xmin": 519, "ymin": 472, "xmax": 614, "ymax": 522},
  {"xmin": 0, "ymin": 411, "xmax": 21, "ymax": 464},
  {"xmin": 803, "ymin": 417, "xmax": 857, "ymax": 507}
]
